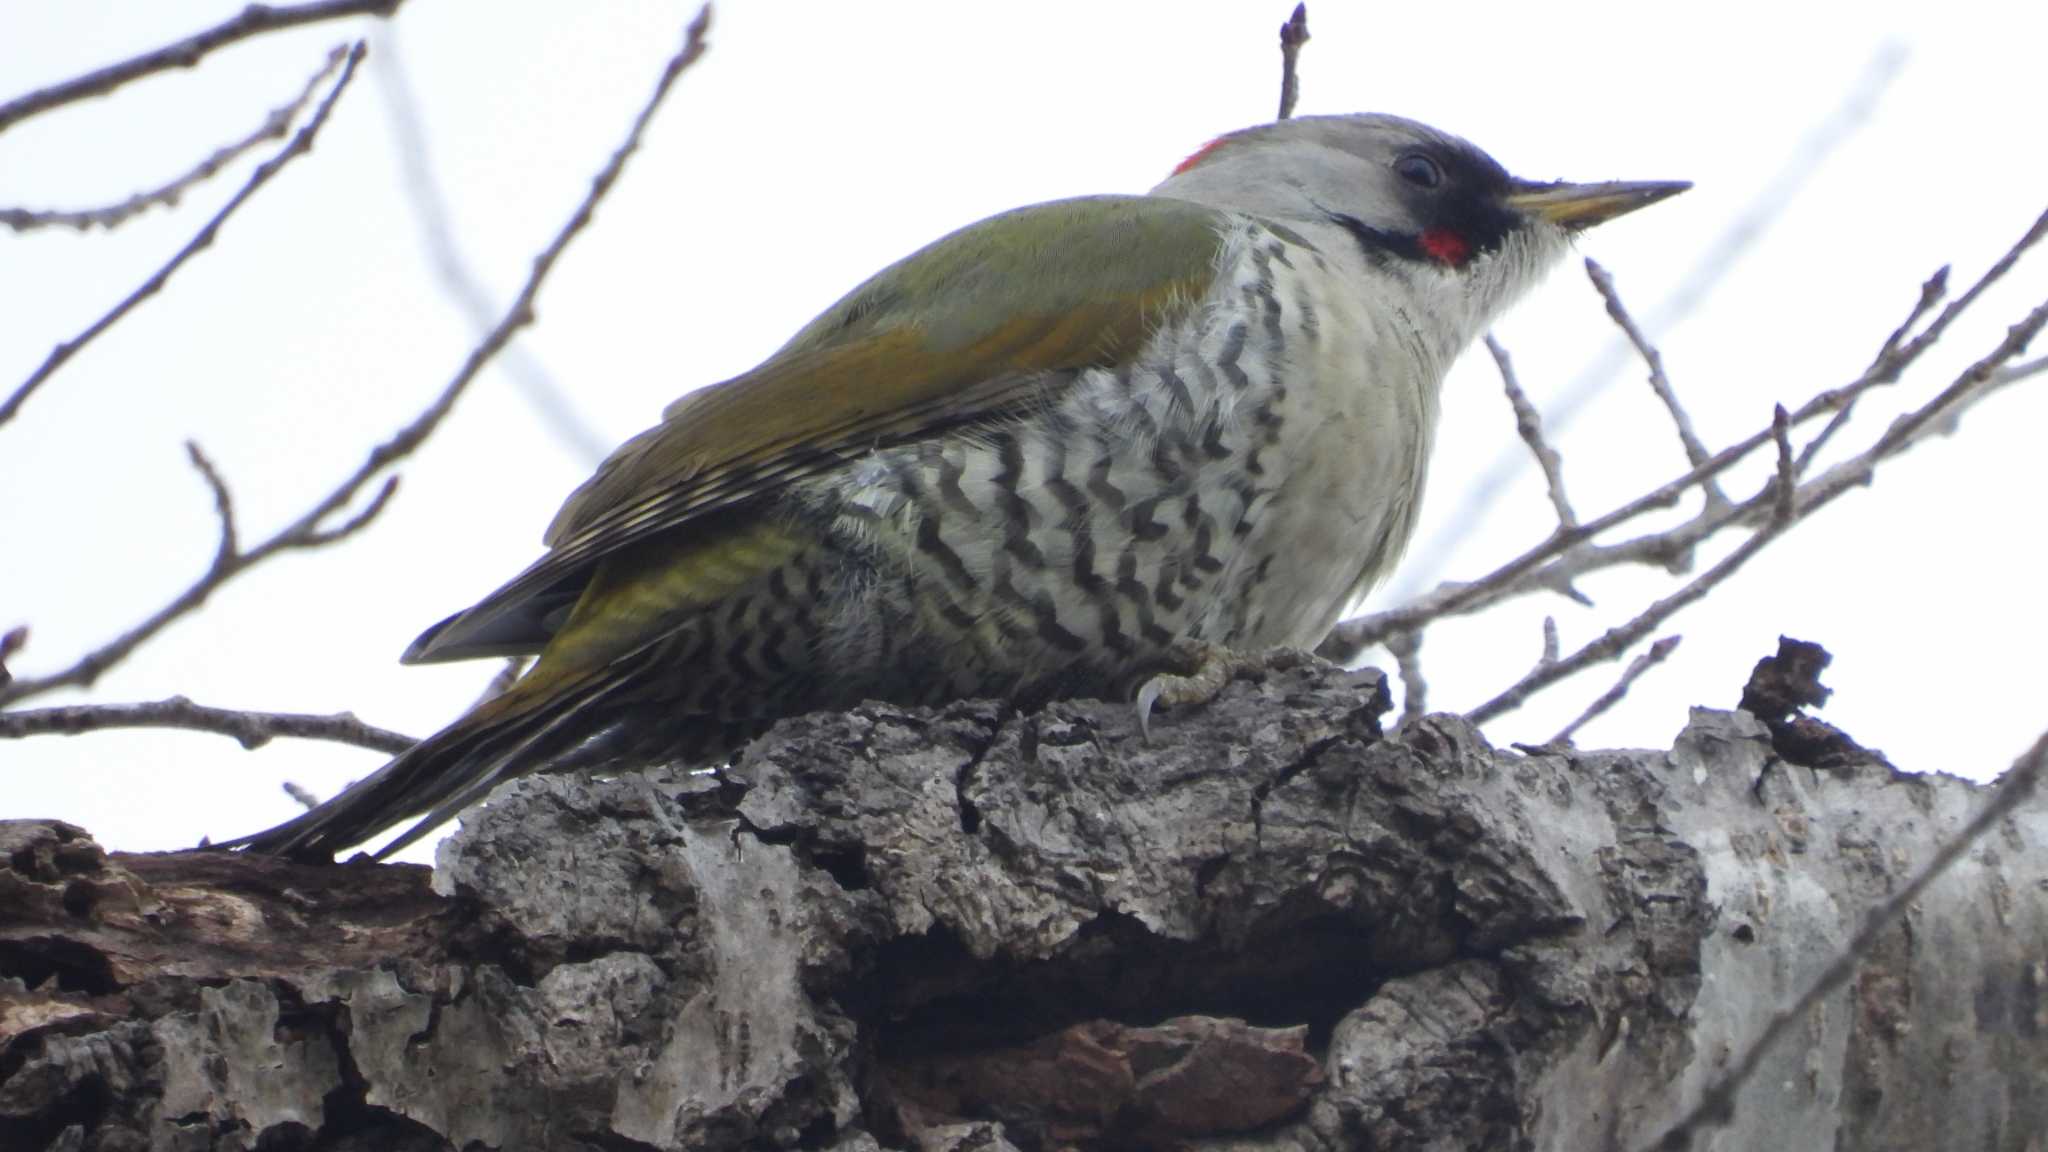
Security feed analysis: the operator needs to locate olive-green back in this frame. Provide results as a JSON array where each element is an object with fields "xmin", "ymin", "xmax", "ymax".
[{"xmin": 406, "ymin": 194, "xmax": 1226, "ymax": 665}]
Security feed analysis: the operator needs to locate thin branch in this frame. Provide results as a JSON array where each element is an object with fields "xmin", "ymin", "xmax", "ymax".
[
  {"xmin": 1321, "ymin": 204, "xmax": 2048, "ymax": 665},
  {"xmin": 1464, "ymin": 292, "xmax": 2048, "ymax": 727},
  {"xmin": 1988, "ymin": 351, "xmax": 2048, "ymax": 388},
  {"xmin": 1794, "ymin": 267, "xmax": 1948, "ymax": 472},
  {"xmin": 1769, "ymin": 405, "xmax": 1795, "ymax": 522},
  {"xmin": 275, "ymin": 3, "xmax": 712, "ymax": 535},
  {"xmin": 1275, "ymin": 4, "xmax": 1309, "ymax": 121},
  {"xmin": 299, "ymin": 476, "xmax": 399, "ymax": 546},
  {"xmin": 1387, "ymin": 45, "xmax": 1906, "ymax": 603},
  {"xmin": 0, "ymin": 696, "xmax": 415, "ymax": 754},
  {"xmin": 0, "ymin": 44, "xmax": 368, "ymax": 430},
  {"xmin": 1585, "ymin": 259, "xmax": 1729, "ymax": 511},
  {"xmin": 369, "ymin": 29, "xmax": 610, "ymax": 465},
  {"xmin": 1465, "ymin": 517, "xmax": 1783, "ymax": 726},
  {"xmin": 0, "ymin": 441, "xmax": 394, "ymax": 709},
  {"xmin": 1550, "ymin": 635, "xmax": 1680, "ymax": 744},
  {"xmin": 1488, "ymin": 334, "xmax": 1577, "ymax": 530},
  {"xmin": 474, "ymin": 656, "xmax": 529, "ymax": 709},
  {"xmin": 185, "ymin": 441, "xmax": 240, "ymax": 563},
  {"xmin": 1387, "ymin": 629, "xmax": 1425, "ymax": 729},
  {"xmin": 283, "ymin": 781, "xmax": 324, "ymax": 811},
  {"xmin": 1643, "ymin": 727, "xmax": 2048, "ymax": 1152},
  {"xmin": 1540, "ymin": 617, "xmax": 1559, "ymax": 667},
  {"xmin": 0, "ymin": 47, "xmax": 347, "ymax": 233},
  {"xmin": 0, "ymin": 627, "xmax": 26, "ymax": 690},
  {"xmin": 0, "ymin": 0, "xmax": 401, "ymax": 135},
  {"xmin": 0, "ymin": 8, "xmax": 713, "ymax": 708}
]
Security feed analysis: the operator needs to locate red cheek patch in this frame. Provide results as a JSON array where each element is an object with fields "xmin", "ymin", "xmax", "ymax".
[{"xmin": 1419, "ymin": 227, "xmax": 1471, "ymax": 266}]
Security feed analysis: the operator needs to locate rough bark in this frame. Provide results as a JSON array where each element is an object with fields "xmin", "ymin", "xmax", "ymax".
[{"xmin": 2, "ymin": 650, "xmax": 2043, "ymax": 1151}]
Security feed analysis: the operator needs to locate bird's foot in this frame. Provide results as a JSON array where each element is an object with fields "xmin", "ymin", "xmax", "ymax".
[{"xmin": 1133, "ymin": 640, "xmax": 1258, "ymax": 742}]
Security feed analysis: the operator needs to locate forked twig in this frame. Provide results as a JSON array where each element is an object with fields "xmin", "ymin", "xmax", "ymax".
[
  {"xmin": 1585, "ymin": 259, "xmax": 1728, "ymax": 510},
  {"xmin": 1, "ymin": 47, "xmax": 349, "ymax": 233},
  {"xmin": 370, "ymin": 30, "xmax": 611, "ymax": 465},
  {"xmin": 1322, "ymin": 204, "xmax": 2048, "ymax": 668},
  {"xmin": 1488, "ymin": 334, "xmax": 1577, "ymax": 530},
  {"xmin": 1, "ymin": 44, "xmax": 367, "ymax": 429},
  {"xmin": 0, "ymin": 8, "xmax": 714, "ymax": 709},
  {"xmin": 0, "ymin": 696, "xmax": 415, "ymax": 754},
  {"xmin": 0, "ymin": 0, "xmax": 403, "ymax": 134},
  {"xmin": 1550, "ymin": 635, "xmax": 1681, "ymax": 744}
]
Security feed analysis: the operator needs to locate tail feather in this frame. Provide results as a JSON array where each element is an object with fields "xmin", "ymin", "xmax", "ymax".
[
  {"xmin": 363, "ymin": 697, "xmax": 602, "ymax": 860},
  {"xmin": 217, "ymin": 675, "xmax": 618, "ymax": 860}
]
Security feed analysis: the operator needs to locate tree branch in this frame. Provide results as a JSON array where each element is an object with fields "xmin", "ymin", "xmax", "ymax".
[
  {"xmin": 1462, "ymin": 288, "xmax": 2048, "ymax": 726},
  {"xmin": 1275, "ymin": 4, "xmax": 1309, "ymax": 121},
  {"xmin": 1487, "ymin": 333, "xmax": 1577, "ymax": 531},
  {"xmin": 1387, "ymin": 628, "xmax": 1425, "ymax": 729},
  {"xmin": 0, "ymin": 696, "xmax": 415, "ymax": 754},
  {"xmin": 0, "ymin": 8, "xmax": 713, "ymax": 708},
  {"xmin": 0, "ymin": 440, "xmax": 394, "ymax": 708},
  {"xmin": 1321, "ymin": 203, "xmax": 2048, "ymax": 666},
  {"xmin": 368, "ymin": 28, "xmax": 611, "ymax": 466},
  {"xmin": 0, "ymin": 0, "xmax": 402, "ymax": 135},
  {"xmin": 1389, "ymin": 45, "xmax": 1907, "ymax": 602},
  {"xmin": 1585, "ymin": 259, "xmax": 1730, "ymax": 511},
  {"xmin": 0, "ymin": 43, "xmax": 367, "ymax": 429},
  {"xmin": 0, "ymin": 46, "xmax": 348, "ymax": 233},
  {"xmin": 1549, "ymin": 634, "xmax": 1680, "ymax": 745}
]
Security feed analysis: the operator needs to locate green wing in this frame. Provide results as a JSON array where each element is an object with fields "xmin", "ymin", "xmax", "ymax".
[{"xmin": 405, "ymin": 194, "xmax": 1226, "ymax": 666}]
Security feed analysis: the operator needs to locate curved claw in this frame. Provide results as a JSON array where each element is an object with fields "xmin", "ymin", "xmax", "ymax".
[
  {"xmin": 1135, "ymin": 676, "xmax": 1168, "ymax": 743},
  {"xmin": 1130, "ymin": 641, "xmax": 1247, "ymax": 743}
]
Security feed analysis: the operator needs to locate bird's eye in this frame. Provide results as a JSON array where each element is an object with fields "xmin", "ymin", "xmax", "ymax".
[{"xmin": 1395, "ymin": 153, "xmax": 1443, "ymax": 190}]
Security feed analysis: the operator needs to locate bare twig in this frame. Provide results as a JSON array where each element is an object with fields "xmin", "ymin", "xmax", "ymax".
[
  {"xmin": 1988, "ymin": 352, "xmax": 2048, "ymax": 389},
  {"xmin": 0, "ymin": 441, "xmax": 394, "ymax": 709},
  {"xmin": 1550, "ymin": 635, "xmax": 1680, "ymax": 744},
  {"xmin": 0, "ymin": 8, "xmax": 713, "ymax": 708},
  {"xmin": 1, "ymin": 47, "xmax": 347, "ymax": 233},
  {"xmin": 1488, "ymin": 334, "xmax": 1577, "ymax": 530},
  {"xmin": 1276, "ymin": 4, "xmax": 1309, "ymax": 121},
  {"xmin": 370, "ymin": 29, "xmax": 610, "ymax": 465},
  {"xmin": 1585, "ymin": 259, "xmax": 1729, "ymax": 511},
  {"xmin": 1804, "ymin": 298, "xmax": 2048, "ymax": 495},
  {"xmin": 1463, "ymin": 290, "xmax": 2048, "ymax": 727},
  {"xmin": 0, "ymin": 44, "xmax": 367, "ymax": 430},
  {"xmin": 1465, "ymin": 519, "xmax": 1783, "ymax": 726},
  {"xmin": 1769, "ymin": 405, "xmax": 1795, "ymax": 522},
  {"xmin": 475, "ymin": 656, "xmax": 529, "ymax": 708},
  {"xmin": 1540, "ymin": 617, "xmax": 1559, "ymax": 667},
  {"xmin": 185, "ymin": 441, "xmax": 240, "ymax": 562},
  {"xmin": 283, "ymin": 781, "xmax": 324, "ymax": 811},
  {"xmin": 1389, "ymin": 46, "xmax": 1906, "ymax": 602},
  {"xmin": 1794, "ymin": 267, "xmax": 1948, "ymax": 472},
  {"xmin": 1322, "ymin": 205, "xmax": 2048, "ymax": 666},
  {"xmin": 1387, "ymin": 628, "xmax": 1425, "ymax": 728},
  {"xmin": 1643, "ymin": 728, "xmax": 2048, "ymax": 1152},
  {"xmin": 0, "ymin": 695, "xmax": 415, "ymax": 754},
  {"xmin": 291, "ymin": 3, "xmax": 710, "ymax": 518},
  {"xmin": 1931, "ymin": 350, "xmax": 2048, "ymax": 437},
  {"xmin": 0, "ymin": 0, "xmax": 402, "ymax": 135},
  {"xmin": 0, "ymin": 627, "xmax": 26, "ymax": 689}
]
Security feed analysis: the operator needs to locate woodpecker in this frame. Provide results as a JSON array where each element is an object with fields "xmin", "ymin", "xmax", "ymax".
[{"xmin": 225, "ymin": 113, "xmax": 1686, "ymax": 859}]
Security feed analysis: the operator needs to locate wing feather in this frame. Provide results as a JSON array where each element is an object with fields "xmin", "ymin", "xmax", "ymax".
[{"xmin": 405, "ymin": 194, "xmax": 1224, "ymax": 664}]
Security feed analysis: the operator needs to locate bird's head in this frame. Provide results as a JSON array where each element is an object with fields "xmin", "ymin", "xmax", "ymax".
[{"xmin": 1153, "ymin": 113, "xmax": 1688, "ymax": 360}]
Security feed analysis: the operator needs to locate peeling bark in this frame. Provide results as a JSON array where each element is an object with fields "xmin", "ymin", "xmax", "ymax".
[{"xmin": 3, "ymin": 651, "xmax": 2043, "ymax": 1151}]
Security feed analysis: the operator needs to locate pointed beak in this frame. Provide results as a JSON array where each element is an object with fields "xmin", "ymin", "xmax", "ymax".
[{"xmin": 1504, "ymin": 178, "xmax": 1691, "ymax": 231}]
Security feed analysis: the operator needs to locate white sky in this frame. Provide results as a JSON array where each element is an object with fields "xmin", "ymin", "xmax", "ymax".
[{"xmin": 3, "ymin": 0, "xmax": 2044, "ymax": 862}]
